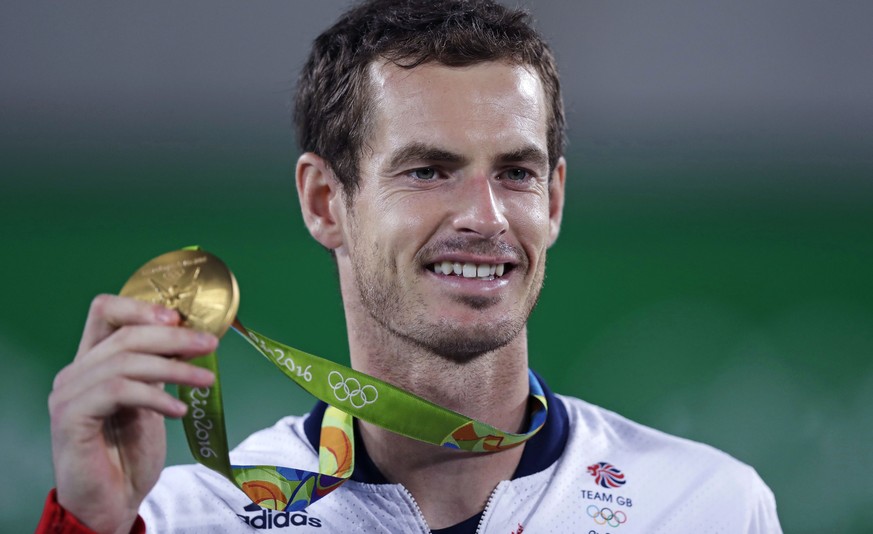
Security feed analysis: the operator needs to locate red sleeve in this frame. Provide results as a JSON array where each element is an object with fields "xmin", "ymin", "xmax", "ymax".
[{"xmin": 35, "ymin": 489, "xmax": 146, "ymax": 534}]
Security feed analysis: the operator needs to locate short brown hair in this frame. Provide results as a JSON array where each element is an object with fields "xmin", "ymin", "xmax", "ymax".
[{"xmin": 294, "ymin": 0, "xmax": 565, "ymax": 197}]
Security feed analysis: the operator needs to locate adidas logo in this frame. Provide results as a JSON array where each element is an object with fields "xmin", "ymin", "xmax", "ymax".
[{"xmin": 237, "ymin": 503, "xmax": 323, "ymax": 529}]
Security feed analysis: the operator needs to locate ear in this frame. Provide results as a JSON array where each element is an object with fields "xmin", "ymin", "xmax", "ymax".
[
  {"xmin": 296, "ymin": 152, "xmax": 345, "ymax": 250},
  {"xmin": 547, "ymin": 156, "xmax": 566, "ymax": 247}
]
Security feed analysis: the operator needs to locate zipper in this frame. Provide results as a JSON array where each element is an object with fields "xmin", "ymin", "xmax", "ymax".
[
  {"xmin": 475, "ymin": 481, "xmax": 506, "ymax": 534},
  {"xmin": 400, "ymin": 482, "xmax": 506, "ymax": 533},
  {"xmin": 400, "ymin": 486, "xmax": 431, "ymax": 533}
]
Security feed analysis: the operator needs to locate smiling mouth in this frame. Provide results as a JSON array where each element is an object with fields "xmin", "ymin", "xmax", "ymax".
[{"xmin": 429, "ymin": 261, "xmax": 510, "ymax": 281}]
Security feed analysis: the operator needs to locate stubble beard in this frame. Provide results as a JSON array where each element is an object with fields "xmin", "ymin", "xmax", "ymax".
[{"xmin": 349, "ymin": 236, "xmax": 545, "ymax": 363}]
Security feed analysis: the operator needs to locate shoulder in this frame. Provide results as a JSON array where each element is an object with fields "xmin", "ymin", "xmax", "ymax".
[
  {"xmin": 557, "ymin": 393, "xmax": 768, "ymax": 484},
  {"xmin": 559, "ymin": 394, "xmax": 750, "ymax": 465},
  {"xmin": 546, "ymin": 395, "xmax": 781, "ymax": 532}
]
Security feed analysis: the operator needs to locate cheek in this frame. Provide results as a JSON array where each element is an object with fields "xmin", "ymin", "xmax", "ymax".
[
  {"xmin": 376, "ymin": 193, "xmax": 439, "ymax": 242},
  {"xmin": 508, "ymin": 196, "xmax": 552, "ymax": 249},
  {"xmin": 384, "ymin": 206, "xmax": 427, "ymax": 232},
  {"xmin": 348, "ymin": 199, "xmax": 428, "ymax": 273}
]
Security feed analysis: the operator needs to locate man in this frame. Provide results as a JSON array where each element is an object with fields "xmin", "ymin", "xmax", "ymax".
[{"xmin": 40, "ymin": 0, "xmax": 782, "ymax": 532}]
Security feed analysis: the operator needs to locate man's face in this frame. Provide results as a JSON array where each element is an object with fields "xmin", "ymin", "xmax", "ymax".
[{"xmin": 335, "ymin": 61, "xmax": 565, "ymax": 360}]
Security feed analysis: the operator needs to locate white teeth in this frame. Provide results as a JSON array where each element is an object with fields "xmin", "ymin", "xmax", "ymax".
[{"xmin": 432, "ymin": 262, "xmax": 508, "ymax": 279}]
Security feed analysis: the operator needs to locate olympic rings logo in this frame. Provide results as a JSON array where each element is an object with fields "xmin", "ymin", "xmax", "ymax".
[
  {"xmin": 328, "ymin": 371, "xmax": 378, "ymax": 408},
  {"xmin": 587, "ymin": 505, "xmax": 627, "ymax": 527}
]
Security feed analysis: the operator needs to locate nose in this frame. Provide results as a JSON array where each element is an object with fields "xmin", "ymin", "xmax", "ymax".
[{"xmin": 451, "ymin": 174, "xmax": 508, "ymax": 239}]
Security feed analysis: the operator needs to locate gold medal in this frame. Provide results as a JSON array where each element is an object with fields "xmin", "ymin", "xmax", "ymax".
[{"xmin": 120, "ymin": 249, "xmax": 239, "ymax": 337}]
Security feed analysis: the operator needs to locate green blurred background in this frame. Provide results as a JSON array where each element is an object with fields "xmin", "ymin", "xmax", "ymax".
[{"xmin": 2, "ymin": 1, "xmax": 871, "ymax": 531}]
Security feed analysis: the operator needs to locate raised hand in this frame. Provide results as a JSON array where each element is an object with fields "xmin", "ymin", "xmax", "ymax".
[{"xmin": 49, "ymin": 294, "xmax": 217, "ymax": 533}]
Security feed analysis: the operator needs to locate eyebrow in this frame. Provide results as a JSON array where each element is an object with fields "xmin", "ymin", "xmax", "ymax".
[
  {"xmin": 384, "ymin": 142, "xmax": 549, "ymax": 174},
  {"xmin": 384, "ymin": 143, "xmax": 467, "ymax": 173},
  {"xmin": 499, "ymin": 145, "xmax": 549, "ymax": 172}
]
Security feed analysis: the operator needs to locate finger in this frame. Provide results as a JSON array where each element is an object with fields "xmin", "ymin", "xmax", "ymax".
[
  {"xmin": 81, "ymin": 324, "xmax": 217, "ymax": 368},
  {"xmin": 62, "ymin": 377, "xmax": 192, "ymax": 422},
  {"xmin": 78, "ymin": 295, "xmax": 179, "ymax": 356},
  {"xmin": 54, "ymin": 352, "xmax": 215, "ymax": 401}
]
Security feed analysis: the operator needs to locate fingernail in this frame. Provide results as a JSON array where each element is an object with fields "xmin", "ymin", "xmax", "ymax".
[
  {"xmin": 173, "ymin": 399, "xmax": 188, "ymax": 415},
  {"xmin": 156, "ymin": 307, "xmax": 177, "ymax": 324},
  {"xmin": 195, "ymin": 332, "xmax": 217, "ymax": 349},
  {"xmin": 195, "ymin": 368, "xmax": 215, "ymax": 383}
]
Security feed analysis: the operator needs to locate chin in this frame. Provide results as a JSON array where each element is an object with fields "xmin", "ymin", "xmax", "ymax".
[{"xmin": 400, "ymin": 315, "xmax": 525, "ymax": 363}]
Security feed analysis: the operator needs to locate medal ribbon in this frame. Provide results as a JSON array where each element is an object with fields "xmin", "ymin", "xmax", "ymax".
[
  {"xmin": 235, "ymin": 319, "xmax": 547, "ymax": 451},
  {"xmin": 153, "ymin": 246, "xmax": 547, "ymax": 512},
  {"xmin": 179, "ymin": 323, "xmax": 547, "ymax": 512}
]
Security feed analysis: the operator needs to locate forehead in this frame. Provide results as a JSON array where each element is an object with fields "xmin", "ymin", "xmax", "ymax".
[{"xmin": 366, "ymin": 60, "xmax": 548, "ymax": 156}]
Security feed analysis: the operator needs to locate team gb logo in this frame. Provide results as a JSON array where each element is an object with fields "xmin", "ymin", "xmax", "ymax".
[{"xmin": 587, "ymin": 462, "xmax": 627, "ymax": 489}]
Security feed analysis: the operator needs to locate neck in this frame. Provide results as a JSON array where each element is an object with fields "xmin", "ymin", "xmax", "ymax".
[{"xmin": 343, "ymin": 298, "xmax": 531, "ymax": 529}]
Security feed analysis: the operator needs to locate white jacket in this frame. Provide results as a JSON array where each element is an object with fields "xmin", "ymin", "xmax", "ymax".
[{"xmin": 141, "ymin": 392, "xmax": 781, "ymax": 533}]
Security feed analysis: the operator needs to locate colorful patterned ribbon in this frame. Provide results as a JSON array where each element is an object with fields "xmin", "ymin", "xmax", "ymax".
[{"xmin": 177, "ymin": 311, "xmax": 547, "ymax": 512}]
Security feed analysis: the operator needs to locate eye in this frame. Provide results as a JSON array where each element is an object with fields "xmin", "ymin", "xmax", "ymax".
[
  {"xmin": 411, "ymin": 168, "xmax": 437, "ymax": 180},
  {"xmin": 500, "ymin": 168, "xmax": 531, "ymax": 181}
]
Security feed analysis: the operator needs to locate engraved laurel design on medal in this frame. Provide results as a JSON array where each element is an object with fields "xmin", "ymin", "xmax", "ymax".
[
  {"xmin": 119, "ymin": 249, "xmax": 239, "ymax": 337},
  {"xmin": 148, "ymin": 265, "xmax": 200, "ymax": 321}
]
